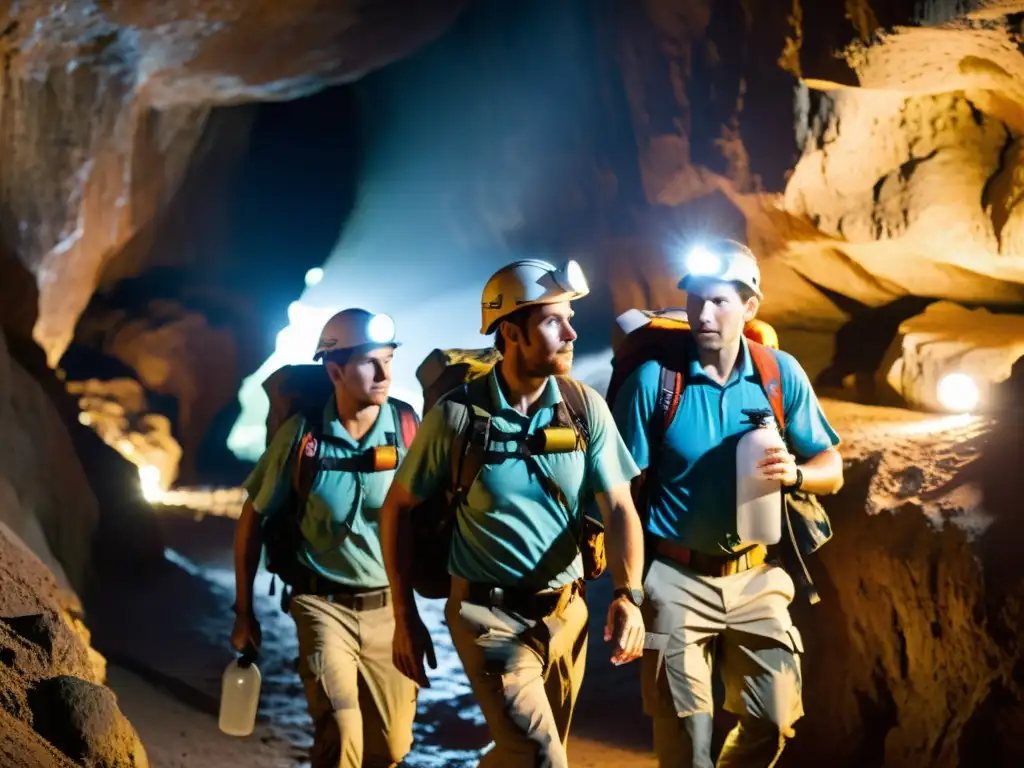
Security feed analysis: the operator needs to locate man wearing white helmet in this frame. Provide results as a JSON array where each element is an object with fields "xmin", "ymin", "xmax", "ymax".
[
  {"xmin": 380, "ymin": 259, "xmax": 647, "ymax": 768},
  {"xmin": 231, "ymin": 308, "xmax": 420, "ymax": 768},
  {"xmin": 612, "ymin": 239, "xmax": 843, "ymax": 767}
]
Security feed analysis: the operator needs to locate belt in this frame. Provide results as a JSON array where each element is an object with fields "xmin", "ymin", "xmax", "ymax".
[
  {"xmin": 296, "ymin": 576, "xmax": 391, "ymax": 611},
  {"xmin": 653, "ymin": 538, "xmax": 767, "ymax": 577},
  {"xmin": 465, "ymin": 580, "xmax": 582, "ymax": 619}
]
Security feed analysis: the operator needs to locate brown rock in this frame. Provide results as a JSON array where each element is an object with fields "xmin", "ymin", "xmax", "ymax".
[
  {"xmin": 0, "ymin": 515, "xmax": 147, "ymax": 767},
  {"xmin": 29, "ymin": 676, "xmax": 148, "ymax": 768},
  {"xmin": 0, "ymin": 0, "xmax": 472, "ymax": 364}
]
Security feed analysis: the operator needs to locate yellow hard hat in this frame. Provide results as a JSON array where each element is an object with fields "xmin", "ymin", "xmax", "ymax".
[
  {"xmin": 313, "ymin": 309, "xmax": 399, "ymax": 362},
  {"xmin": 480, "ymin": 259, "xmax": 590, "ymax": 335},
  {"xmin": 678, "ymin": 239, "xmax": 763, "ymax": 299}
]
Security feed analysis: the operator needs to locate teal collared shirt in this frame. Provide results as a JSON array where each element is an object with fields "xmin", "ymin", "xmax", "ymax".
[
  {"xmin": 612, "ymin": 336, "xmax": 840, "ymax": 555},
  {"xmin": 394, "ymin": 368, "xmax": 640, "ymax": 590},
  {"xmin": 242, "ymin": 398, "xmax": 401, "ymax": 588}
]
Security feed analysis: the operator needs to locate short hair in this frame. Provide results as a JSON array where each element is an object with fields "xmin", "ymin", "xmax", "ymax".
[
  {"xmin": 735, "ymin": 283, "xmax": 758, "ymax": 303},
  {"xmin": 320, "ymin": 348, "xmax": 354, "ymax": 368},
  {"xmin": 493, "ymin": 306, "xmax": 533, "ymax": 354}
]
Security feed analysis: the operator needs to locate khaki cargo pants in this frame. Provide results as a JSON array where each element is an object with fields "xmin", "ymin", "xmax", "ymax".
[
  {"xmin": 445, "ymin": 576, "xmax": 589, "ymax": 768},
  {"xmin": 642, "ymin": 558, "xmax": 805, "ymax": 768},
  {"xmin": 290, "ymin": 592, "xmax": 418, "ymax": 768}
]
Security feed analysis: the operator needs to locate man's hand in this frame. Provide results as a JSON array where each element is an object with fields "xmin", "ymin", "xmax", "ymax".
[
  {"xmin": 230, "ymin": 610, "xmax": 262, "ymax": 656},
  {"xmin": 393, "ymin": 611, "xmax": 437, "ymax": 687},
  {"xmin": 757, "ymin": 446, "xmax": 799, "ymax": 487},
  {"xmin": 604, "ymin": 596, "xmax": 644, "ymax": 666}
]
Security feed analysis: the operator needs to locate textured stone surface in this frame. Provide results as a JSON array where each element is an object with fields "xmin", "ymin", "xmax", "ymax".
[
  {"xmin": 0, "ymin": 0, "xmax": 472, "ymax": 364},
  {"xmin": 0, "ymin": 522, "xmax": 147, "ymax": 767}
]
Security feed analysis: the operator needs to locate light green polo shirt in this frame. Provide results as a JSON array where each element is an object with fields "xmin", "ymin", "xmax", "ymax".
[
  {"xmin": 243, "ymin": 398, "xmax": 402, "ymax": 589},
  {"xmin": 394, "ymin": 368, "xmax": 640, "ymax": 590}
]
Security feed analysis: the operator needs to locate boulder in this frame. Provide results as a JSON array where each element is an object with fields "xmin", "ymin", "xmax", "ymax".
[{"xmin": 0, "ymin": 521, "xmax": 147, "ymax": 767}]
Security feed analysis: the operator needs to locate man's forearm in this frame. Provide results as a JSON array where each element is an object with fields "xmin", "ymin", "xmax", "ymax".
[
  {"xmin": 234, "ymin": 499, "xmax": 263, "ymax": 615},
  {"xmin": 380, "ymin": 492, "xmax": 419, "ymax": 619},
  {"xmin": 797, "ymin": 447, "xmax": 844, "ymax": 495},
  {"xmin": 598, "ymin": 488, "xmax": 645, "ymax": 590}
]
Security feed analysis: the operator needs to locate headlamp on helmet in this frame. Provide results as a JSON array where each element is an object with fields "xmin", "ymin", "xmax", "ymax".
[
  {"xmin": 552, "ymin": 259, "xmax": 589, "ymax": 295},
  {"xmin": 366, "ymin": 313, "xmax": 396, "ymax": 344},
  {"xmin": 678, "ymin": 239, "xmax": 763, "ymax": 299},
  {"xmin": 684, "ymin": 245, "xmax": 726, "ymax": 278}
]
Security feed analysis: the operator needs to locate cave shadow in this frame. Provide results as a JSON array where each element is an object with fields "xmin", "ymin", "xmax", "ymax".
[
  {"xmin": 811, "ymin": 288, "xmax": 937, "ymax": 404},
  {"xmin": 65, "ymin": 84, "xmax": 365, "ymax": 488}
]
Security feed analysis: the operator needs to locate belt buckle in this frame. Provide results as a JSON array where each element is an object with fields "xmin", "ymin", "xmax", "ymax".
[{"xmin": 489, "ymin": 587, "xmax": 504, "ymax": 608}]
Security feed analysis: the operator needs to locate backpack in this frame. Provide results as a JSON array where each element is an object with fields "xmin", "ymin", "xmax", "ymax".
[
  {"xmin": 410, "ymin": 349, "xmax": 606, "ymax": 599},
  {"xmin": 605, "ymin": 309, "xmax": 833, "ymax": 605},
  {"xmin": 259, "ymin": 364, "xmax": 420, "ymax": 606}
]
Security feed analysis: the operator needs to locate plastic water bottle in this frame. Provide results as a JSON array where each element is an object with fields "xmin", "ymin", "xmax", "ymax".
[
  {"xmin": 218, "ymin": 652, "xmax": 261, "ymax": 736},
  {"xmin": 735, "ymin": 409, "xmax": 784, "ymax": 546}
]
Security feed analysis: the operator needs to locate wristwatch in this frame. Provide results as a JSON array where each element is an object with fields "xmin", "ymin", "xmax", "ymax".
[
  {"xmin": 784, "ymin": 467, "xmax": 804, "ymax": 494},
  {"xmin": 614, "ymin": 587, "xmax": 644, "ymax": 607}
]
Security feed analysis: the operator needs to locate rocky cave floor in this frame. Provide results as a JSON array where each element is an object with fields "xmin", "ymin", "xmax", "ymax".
[
  {"xmin": 86, "ymin": 516, "xmax": 656, "ymax": 768},
  {"xmin": 79, "ymin": 396, "xmax": 1009, "ymax": 767}
]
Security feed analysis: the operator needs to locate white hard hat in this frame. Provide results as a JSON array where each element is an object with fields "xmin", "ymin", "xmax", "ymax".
[
  {"xmin": 480, "ymin": 259, "xmax": 590, "ymax": 334},
  {"xmin": 313, "ymin": 308, "xmax": 399, "ymax": 362},
  {"xmin": 678, "ymin": 239, "xmax": 763, "ymax": 299}
]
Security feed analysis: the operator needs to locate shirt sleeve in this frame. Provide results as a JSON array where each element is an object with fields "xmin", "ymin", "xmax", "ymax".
[
  {"xmin": 242, "ymin": 414, "xmax": 303, "ymax": 517},
  {"xmin": 581, "ymin": 384, "xmax": 641, "ymax": 495},
  {"xmin": 777, "ymin": 350, "xmax": 841, "ymax": 460},
  {"xmin": 392, "ymin": 402, "xmax": 458, "ymax": 501},
  {"xmin": 609, "ymin": 361, "xmax": 661, "ymax": 473}
]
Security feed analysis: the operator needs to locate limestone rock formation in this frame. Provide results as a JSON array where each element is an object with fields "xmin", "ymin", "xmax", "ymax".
[
  {"xmin": 0, "ymin": 329, "xmax": 100, "ymax": 594},
  {"xmin": 0, "ymin": 0, "xmax": 473, "ymax": 365},
  {"xmin": 781, "ymin": 399, "xmax": 1023, "ymax": 766},
  {"xmin": 613, "ymin": 0, "xmax": 1024, "ymax": 333},
  {"xmin": 0, "ymin": 521, "xmax": 147, "ymax": 767}
]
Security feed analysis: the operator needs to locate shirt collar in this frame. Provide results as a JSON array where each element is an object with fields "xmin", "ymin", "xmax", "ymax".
[
  {"xmin": 686, "ymin": 335, "xmax": 755, "ymax": 385},
  {"xmin": 488, "ymin": 367, "xmax": 562, "ymax": 418},
  {"xmin": 323, "ymin": 396, "xmax": 389, "ymax": 448}
]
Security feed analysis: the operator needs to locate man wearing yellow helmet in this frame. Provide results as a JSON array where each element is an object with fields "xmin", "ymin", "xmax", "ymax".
[
  {"xmin": 232, "ymin": 308, "xmax": 420, "ymax": 768},
  {"xmin": 380, "ymin": 259, "xmax": 647, "ymax": 768}
]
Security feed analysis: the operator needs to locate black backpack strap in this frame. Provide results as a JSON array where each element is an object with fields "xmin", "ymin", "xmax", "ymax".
[{"xmin": 447, "ymin": 380, "xmax": 491, "ymax": 502}]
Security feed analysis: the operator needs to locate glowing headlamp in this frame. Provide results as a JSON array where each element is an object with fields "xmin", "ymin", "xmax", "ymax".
[
  {"xmin": 366, "ymin": 313, "xmax": 397, "ymax": 344},
  {"xmin": 551, "ymin": 259, "xmax": 589, "ymax": 295},
  {"xmin": 684, "ymin": 245, "xmax": 726, "ymax": 278}
]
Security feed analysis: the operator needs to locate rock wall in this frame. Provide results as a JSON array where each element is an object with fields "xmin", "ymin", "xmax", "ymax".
[
  {"xmin": 0, "ymin": 0, "xmax": 473, "ymax": 365},
  {"xmin": 0, "ymin": 520, "xmax": 147, "ymax": 767},
  {"xmin": 779, "ymin": 400, "xmax": 1023, "ymax": 766}
]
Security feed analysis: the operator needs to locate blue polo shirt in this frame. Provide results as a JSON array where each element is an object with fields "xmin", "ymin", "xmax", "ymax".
[
  {"xmin": 394, "ymin": 369, "xmax": 640, "ymax": 590},
  {"xmin": 612, "ymin": 336, "xmax": 840, "ymax": 555},
  {"xmin": 243, "ymin": 398, "xmax": 404, "ymax": 588}
]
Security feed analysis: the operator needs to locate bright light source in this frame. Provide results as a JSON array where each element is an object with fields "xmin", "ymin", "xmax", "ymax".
[
  {"xmin": 304, "ymin": 267, "xmax": 324, "ymax": 287},
  {"xmin": 367, "ymin": 313, "xmax": 396, "ymax": 344},
  {"xmin": 78, "ymin": 412, "xmax": 91, "ymax": 426},
  {"xmin": 685, "ymin": 245, "xmax": 724, "ymax": 277},
  {"xmin": 936, "ymin": 373, "xmax": 979, "ymax": 413},
  {"xmin": 565, "ymin": 260, "xmax": 588, "ymax": 293},
  {"xmin": 139, "ymin": 464, "xmax": 165, "ymax": 504}
]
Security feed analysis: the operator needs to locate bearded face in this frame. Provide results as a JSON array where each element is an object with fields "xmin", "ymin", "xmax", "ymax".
[{"xmin": 501, "ymin": 301, "xmax": 577, "ymax": 378}]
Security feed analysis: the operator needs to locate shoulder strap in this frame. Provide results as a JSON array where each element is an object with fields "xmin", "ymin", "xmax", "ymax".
[
  {"xmin": 747, "ymin": 341, "xmax": 786, "ymax": 432},
  {"xmin": 388, "ymin": 398, "xmax": 420, "ymax": 451},
  {"xmin": 286, "ymin": 406, "xmax": 326, "ymax": 538},
  {"xmin": 446, "ymin": 379, "xmax": 491, "ymax": 499},
  {"xmin": 554, "ymin": 377, "xmax": 590, "ymax": 450}
]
